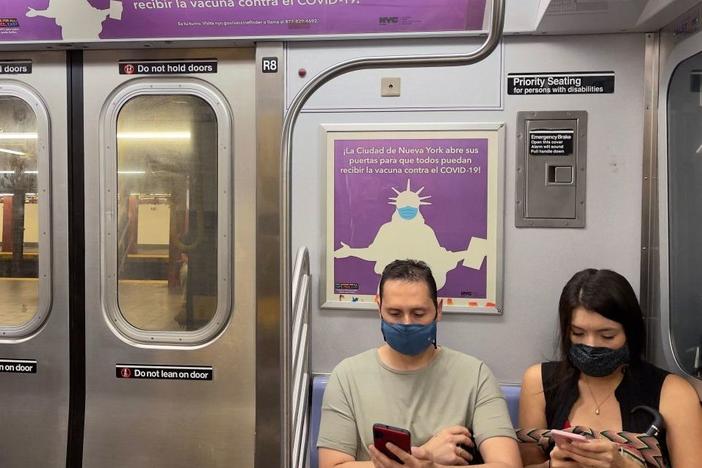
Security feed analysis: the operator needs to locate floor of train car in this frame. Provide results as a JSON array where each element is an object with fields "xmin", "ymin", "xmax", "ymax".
[{"xmin": 0, "ymin": 278, "xmax": 189, "ymax": 330}]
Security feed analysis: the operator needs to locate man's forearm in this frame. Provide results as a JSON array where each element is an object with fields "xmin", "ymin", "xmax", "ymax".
[{"xmin": 335, "ymin": 462, "xmax": 374, "ymax": 467}]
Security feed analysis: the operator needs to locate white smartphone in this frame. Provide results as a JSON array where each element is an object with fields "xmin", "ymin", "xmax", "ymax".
[{"xmin": 550, "ymin": 429, "xmax": 589, "ymax": 446}]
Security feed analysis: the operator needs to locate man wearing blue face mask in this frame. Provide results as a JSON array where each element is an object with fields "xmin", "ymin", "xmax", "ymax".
[{"xmin": 318, "ymin": 260, "xmax": 521, "ymax": 468}]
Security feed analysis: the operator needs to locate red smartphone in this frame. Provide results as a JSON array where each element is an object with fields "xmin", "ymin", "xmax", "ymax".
[
  {"xmin": 550, "ymin": 429, "xmax": 589, "ymax": 446},
  {"xmin": 373, "ymin": 423, "xmax": 412, "ymax": 464}
]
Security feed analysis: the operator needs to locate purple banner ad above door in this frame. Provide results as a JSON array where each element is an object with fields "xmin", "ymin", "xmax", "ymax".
[{"xmin": 0, "ymin": 0, "xmax": 486, "ymax": 42}]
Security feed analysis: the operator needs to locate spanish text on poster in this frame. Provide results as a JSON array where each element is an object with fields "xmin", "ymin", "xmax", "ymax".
[{"xmin": 0, "ymin": 1, "xmax": 486, "ymax": 42}]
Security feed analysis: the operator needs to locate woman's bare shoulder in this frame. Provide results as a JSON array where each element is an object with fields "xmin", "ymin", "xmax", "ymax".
[{"xmin": 521, "ymin": 363, "xmax": 544, "ymax": 394}]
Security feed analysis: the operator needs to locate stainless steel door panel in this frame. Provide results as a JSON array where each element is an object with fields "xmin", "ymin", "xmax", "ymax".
[
  {"xmin": 82, "ymin": 48, "xmax": 256, "ymax": 468},
  {"xmin": 0, "ymin": 51, "xmax": 70, "ymax": 468}
]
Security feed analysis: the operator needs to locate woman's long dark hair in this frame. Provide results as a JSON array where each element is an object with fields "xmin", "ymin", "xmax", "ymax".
[{"xmin": 552, "ymin": 268, "xmax": 647, "ymax": 385}]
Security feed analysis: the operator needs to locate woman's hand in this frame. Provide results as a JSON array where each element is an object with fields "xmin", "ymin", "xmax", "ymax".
[
  {"xmin": 549, "ymin": 444, "xmax": 582, "ymax": 468},
  {"xmin": 368, "ymin": 443, "xmax": 436, "ymax": 468},
  {"xmin": 421, "ymin": 425, "xmax": 473, "ymax": 465},
  {"xmin": 557, "ymin": 439, "xmax": 642, "ymax": 468}
]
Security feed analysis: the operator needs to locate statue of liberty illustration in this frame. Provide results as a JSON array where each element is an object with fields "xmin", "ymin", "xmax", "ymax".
[
  {"xmin": 27, "ymin": 0, "xmax": 123, "ymax": 40},
  {"xmin": 334, "ymin": 179, "xmax": 488, "ymax": 290}
]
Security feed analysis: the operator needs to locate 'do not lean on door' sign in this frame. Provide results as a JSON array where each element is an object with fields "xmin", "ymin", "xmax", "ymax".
[
  {"xmin": 0, "ymin": 358, "xmax": 37, "ymax": 374},
  {"xmin": 116, "ymin": 364, "xmax": 213, "ymax": 380}
]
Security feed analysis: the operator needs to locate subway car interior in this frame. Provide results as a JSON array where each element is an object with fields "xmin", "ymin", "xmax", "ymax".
[{"xmin": 0, "ymin": 0, "xmax": 701, "ymax": 466}]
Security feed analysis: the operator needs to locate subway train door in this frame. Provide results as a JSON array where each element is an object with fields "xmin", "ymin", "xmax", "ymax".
[
  {"xmin": 660, "ymin": 41, "xmax": 702, "ymax": 396},
  {"xmin": 0, "ymin": 52, "xmax": 70, "ymax": 467},
  {"xmin": 82, "ymin": 49, "xmax": 257, "ymax": 467}
]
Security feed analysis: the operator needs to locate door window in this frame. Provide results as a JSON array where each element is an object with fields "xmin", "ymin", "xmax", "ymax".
[
  {"xmin": 0, "ymin": 93, "xmax": 47, "ymax": 334},
  {"xmin": 667, "ymin": 52, "xmax": 702, "ymax": 379},
  {"xmin": 102, "ymin": 80, "xmax": 232, "ymax": 344},
  {"xmin": 115, "ymin": 95, "xmax": 219, "ymax": 332}
]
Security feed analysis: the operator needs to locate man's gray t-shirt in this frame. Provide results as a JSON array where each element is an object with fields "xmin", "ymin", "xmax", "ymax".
[{"xmin": 317, "ymin": 347, "xmax": 516, "ymax": 461}]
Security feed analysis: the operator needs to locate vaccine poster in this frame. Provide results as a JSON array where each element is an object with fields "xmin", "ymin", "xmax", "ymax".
[
  {"xmin": 0, "ymin": 0, "xmax": 486, "ymax": 42},
  {"xmin": 324, "ymin": 124, "xmax": 504, "ymax": 314}
]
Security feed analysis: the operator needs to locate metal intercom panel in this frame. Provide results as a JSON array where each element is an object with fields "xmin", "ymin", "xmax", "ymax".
[{"xmin": 515, "ymin": 111, "xmax": 587, "ymax": 228}]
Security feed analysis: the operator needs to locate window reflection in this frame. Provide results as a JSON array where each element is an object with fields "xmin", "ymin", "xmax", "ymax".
[
  {"xmin": 668, "ymin": 55, "xmax": 702, "ymax": 379},
  {"xmin": 0, "ymin": 96, "xmax": 39, "ymax": 327},
  {"xmin": 116, "ymin": 95, "xmax": 218, "ymax": 332}
]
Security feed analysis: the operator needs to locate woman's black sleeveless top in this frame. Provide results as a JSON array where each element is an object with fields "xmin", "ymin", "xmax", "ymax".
[{"xmin": 541, "ymin": 360, "xmax": 670, "ymax": 460}]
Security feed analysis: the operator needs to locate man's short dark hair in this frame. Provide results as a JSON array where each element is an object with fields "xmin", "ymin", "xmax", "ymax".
[{"xmin": 379, "ymin": 259, "xmax": 438, "ymax": 309}]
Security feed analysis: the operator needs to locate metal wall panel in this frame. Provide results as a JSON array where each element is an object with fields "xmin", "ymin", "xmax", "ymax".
[
  {"xmin": 286, "ymin": 38, "xmax": 503, "ymax": 111},
  {"xmin": 291, "ymin": 33, "xmax": 647, "ymax": 383}
]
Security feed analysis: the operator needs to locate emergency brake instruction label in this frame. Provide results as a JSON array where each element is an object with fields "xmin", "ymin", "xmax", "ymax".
[
  {"xmin": 0, "ymin": 359, "xmax": 37, "ymax": 374},
  {"xmin": 119, "ymin": 59, "xmax": 217, "ymax": 75},
  {"xmin": 529, "ymin": 130, "xmax": 574, "ymax": 156},
  {"xmin": 116, "ymin": 364, "xmax": 213, "ymax": 381},
  {"xmin": 0, "ymin": 60, "xmax": 31, "ymax": 74},
  {"xmin": 508, "ymin": 72, "xmax": 615, "ymax": 95}
]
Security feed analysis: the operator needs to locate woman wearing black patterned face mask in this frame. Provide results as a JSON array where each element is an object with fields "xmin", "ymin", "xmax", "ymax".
[{"xmin": 518, "ymin": 269, "xmax": 702, "ymax": 468}]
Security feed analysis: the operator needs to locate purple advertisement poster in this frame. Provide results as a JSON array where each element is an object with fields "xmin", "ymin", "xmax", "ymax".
[
  {"xmin": 327, "ymin": 129, "xmax": 501, "ymax": 313},
  {"xmin": 0, "ymin": 0, "xmax": 486, "ymax": 42}
]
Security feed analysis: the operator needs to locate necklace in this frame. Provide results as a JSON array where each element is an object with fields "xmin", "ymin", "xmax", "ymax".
[{"xmin": 584, "ymin": 378, "xmax": 616, "ymax": 415}]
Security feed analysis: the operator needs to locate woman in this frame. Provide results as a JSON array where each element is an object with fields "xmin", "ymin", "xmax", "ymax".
[{"xmin": 519, "ymin": 269, "xmax": 702, "ymax": 467}]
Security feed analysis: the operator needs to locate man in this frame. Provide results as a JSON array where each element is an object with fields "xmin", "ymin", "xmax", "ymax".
[{"xmin": 318, "ymin": 259, "xmax": 521, "ymax": 468}]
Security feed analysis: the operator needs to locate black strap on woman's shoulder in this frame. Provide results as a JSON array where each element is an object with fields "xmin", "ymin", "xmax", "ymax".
[
  {"xmin": 617, "ymin": 362, "xmax": 669, "ymax": 432},
  {"xmin": 542, "ymin": 361, "xmax": 579, "ymax": 429}
]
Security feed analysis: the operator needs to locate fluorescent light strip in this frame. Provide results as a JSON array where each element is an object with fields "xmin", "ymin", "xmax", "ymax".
[
  {"xmin": 24, "ymin": 170, "xmax": 38, "ymax": 174},
  {"xmin": 118, "ymin": 170, "xmax": 146, "ymax": 175},
  {"xmin": 0, "ymin": 132, "xmax": 38, "ymax": 140},
  {"xmin": 0, "ymin": 170, "xmax": 14, "ymax": 174},
  {"xmin": 0, "ymin": 148, "xmax": 26, "ymax": 156},
  {"xmin": 117, "ymin": 131, "xmax": 191, "ymax": 140}
]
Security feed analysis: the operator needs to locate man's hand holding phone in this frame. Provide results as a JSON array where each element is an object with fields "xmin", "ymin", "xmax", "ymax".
[
  {"xmin": 370, "ymin": 423, "xmax": 435, "ymax": 468},
  {"xmin": 368, "ymin": 443, "xmax": 436, "ymax": 468},
  {"xmin": 373, "ymin": 424, "xmax": 412, "ymax": 464}
]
